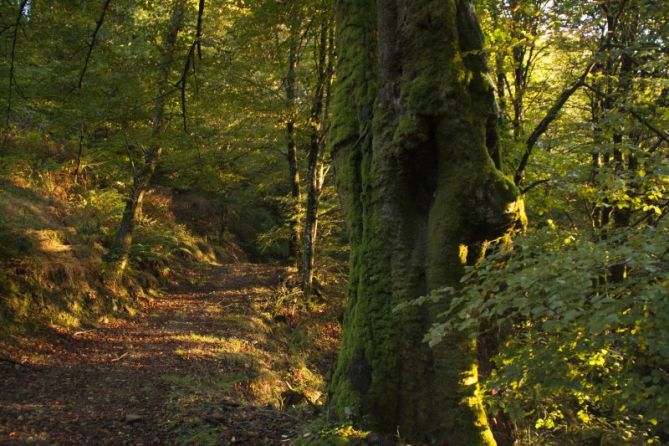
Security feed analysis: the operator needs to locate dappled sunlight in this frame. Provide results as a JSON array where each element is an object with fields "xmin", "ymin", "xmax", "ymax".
[
  {"xmin": 27, "ymin": 229, "xmax": 73, "ymax": 253},
  {"xmin": 1, "ymin": 263, "xmax": 340, "ymax": 445}
]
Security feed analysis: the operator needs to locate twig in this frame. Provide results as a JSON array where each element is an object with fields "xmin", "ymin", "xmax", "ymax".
[
  {"xmin": 630, "ymin": 199, "xmax": 669, "ymax": 227},
  {"xmin": 520, "ymin": 178, "xmax": 551, "ymax": 194},
  {"xmin": 111, "ymin": 352, "xmax": 129, "ymax": 362},
  {"xmin": 214, "ymin": 301, "xmax": 237, "ymax": 310},
  {"xmin": 626, "ymin": 107, "xmax": 669, "ymax": 144},
  {"xmin": 73, "ymin": 329, "xmax": 96, "ymax": 336}
]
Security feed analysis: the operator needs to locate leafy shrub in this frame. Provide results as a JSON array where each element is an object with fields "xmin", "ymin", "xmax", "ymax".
[{"xmin": 418, "ymin": 220, "xmax": 669, "ymax": 445}]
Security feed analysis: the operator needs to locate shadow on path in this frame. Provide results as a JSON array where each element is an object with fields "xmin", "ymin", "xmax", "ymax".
[{"xmin": 0, "ymin": 263, "xmax": 306, "ymax": 446}]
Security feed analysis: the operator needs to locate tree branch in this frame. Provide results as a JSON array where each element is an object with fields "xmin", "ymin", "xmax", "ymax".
[
  {"xmin": 5, "ymin": 0, "xmax": 29, "ymax": 127},
  {"xmin": 196, "ymin": 0, "xmax": 205, "ymax": 59},
  {"xmin": 175, "ymin": 0, "xmax": 206, "ymax": 134},
  {"xmin": 78, "ymin": 0, "xmax": 112, "ymax": 89},
  {"xmin": 514, "ymin": 62, "xmax": 595, "ymax": 185},
  {"xmin": 520, "ymin": 178, "xmax": 550, "ymax": 194},
  {"xmin": 175, "ymin": 41, "xmax": 197, "ymax": 133}
]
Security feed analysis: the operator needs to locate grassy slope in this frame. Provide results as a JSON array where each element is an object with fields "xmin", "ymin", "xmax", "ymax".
[{"xmin": 0, "ymin": 169, "xmax": 231, "ymax": 335}]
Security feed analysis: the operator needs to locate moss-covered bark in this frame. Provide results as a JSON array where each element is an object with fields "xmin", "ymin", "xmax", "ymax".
[{"xmin": 329, "ymin": 1, "xmax": 524, "ymax": 444}]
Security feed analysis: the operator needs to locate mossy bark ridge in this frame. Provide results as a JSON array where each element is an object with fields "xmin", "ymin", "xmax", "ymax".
[{"xmin": 329, "ymin": 1, "xmax": 524, "ymax": 444}]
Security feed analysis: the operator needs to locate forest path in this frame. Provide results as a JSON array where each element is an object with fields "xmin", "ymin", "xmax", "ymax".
[{"xmin": 0, "ymin": 263, "xmax": 314, "ymax": 446}]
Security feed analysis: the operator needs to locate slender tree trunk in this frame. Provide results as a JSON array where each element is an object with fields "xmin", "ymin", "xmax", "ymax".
[
  {"xmin": 301, "ymin": 153, "xmax": 324, "ymax": 297},
  {"xmin": 109, "ymin": 0, "xmax": 185, "ymax": 274},
  {"xmin": 495, "ymin": 52, "xmax": 507, "ymax": 123},
  {"xmin": 302, "ymin": 19, "xmax": 334, "ymax": 299},
  {"xmin": 612, "ymin": 36, "xmax": 635, "ymax": 230},
  {"xmin": 509, "ymin": 0, "xmax": 530, "ymax": 142},
  {"xmin": 590, "ymin": 2, "xmax": 627, "ymax": 231},
  {"xmin": 5, "ymin": 0, "xmax": 29, "ymax": 129},
  {"xmin": 511, "ymin": 44, "xmax": 525, "ymax": 140},
  {"xmin": 328, "ymin": 1, "xmax": 524, "ymax": 443},
  {"xmin": 590, "ymin": 90, "xmax": 607, "ymax": 228},
  {"xmin": 285, "ymin": 24, "xmax": 301, "ymax": 267},
  {"xmin": 610, "ymin": 21, "xmax": 636, "ymax": 282},
  {"xmin": 73, "ymin": 123, "xmax": 87, "ymax": 184}
]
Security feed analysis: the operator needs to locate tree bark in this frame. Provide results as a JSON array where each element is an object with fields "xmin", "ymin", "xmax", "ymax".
[
  {"xmin": 73, "ymin": 123, "xmax": 87, "ymax": 184},
  {"xmin": 109, "ymin": 0, "xmax": 185, "ymax": 274},
  {"xmin": 328, "ymin": 1, "xmax": 524, "ymax": 444}
]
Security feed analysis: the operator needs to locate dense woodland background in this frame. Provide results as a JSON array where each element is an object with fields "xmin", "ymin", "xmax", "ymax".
[{"xmin": 0, "ymin": 0, "xmax": 667, "ymax": 445}]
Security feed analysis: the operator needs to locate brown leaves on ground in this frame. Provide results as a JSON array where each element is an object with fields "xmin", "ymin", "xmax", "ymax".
[{"xmin": 0, "ymin": 263, "xmax": 341, "ymax": 445}]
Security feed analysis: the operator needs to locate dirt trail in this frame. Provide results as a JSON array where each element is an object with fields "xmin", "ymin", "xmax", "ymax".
[{"xmin": 0, "ymin": 263, "xmax": 312, "ymax": 446}]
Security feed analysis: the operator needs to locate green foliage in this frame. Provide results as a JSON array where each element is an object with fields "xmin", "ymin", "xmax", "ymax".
[
  {"xmin": 423, "ymin": 220, "xmax": 669, "ymax": 444},
  {"xmin": 427, "ymin": 3, "xmax": 669, "ymax": 442}
]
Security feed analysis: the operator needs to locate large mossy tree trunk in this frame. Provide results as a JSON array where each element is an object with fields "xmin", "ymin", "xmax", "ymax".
[{"xmin": 328, "ymin": 1, "xmax": 524, "ymax": 444}]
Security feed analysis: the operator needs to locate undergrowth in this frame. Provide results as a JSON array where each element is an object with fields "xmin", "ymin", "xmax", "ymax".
[{"xmin": 0, "ymin": 132, "xmax": 228, "ymax": 335}]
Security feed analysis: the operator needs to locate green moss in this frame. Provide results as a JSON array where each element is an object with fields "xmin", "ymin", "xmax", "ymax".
[
  {"xmin": 293, "ymin": 420, "xmax": 369, "ymax": 446},
  {"xmin": 329, "ymin": 0, "xmax": 376, "ymax": 152},
  {"xmin": 328, "ymin": 0, "xmax": 524, "ymax": 444}
]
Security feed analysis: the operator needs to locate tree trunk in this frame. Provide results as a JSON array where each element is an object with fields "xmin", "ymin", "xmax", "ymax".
[
  {"xmin": 110, "ymin": 146, "xmax": 162, "ymax": 273},
  {"xmin": 302, "ymin": 19, "xmax": 334, "ymax": 299},
  {"xmin": 328, "ymin": 1, "xmax": 524, "ymax": 444},
  {"xmin": 285, "ymin": 23, "xmax": 301, "ymax": 266},
  {"xmin": 109, "ymin": 0, "xmax": 185, "ymax": 274},
  {"xmin": 73, "ymin": 123, "xmax": 87, "ymax": 184}
]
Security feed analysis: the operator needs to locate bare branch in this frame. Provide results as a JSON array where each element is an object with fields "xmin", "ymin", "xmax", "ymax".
[
  {"xmin": 176, "ymin": 0, "xmax": 206, "ymax": 134},
  {"xmin": 175, "ymin": 41, "xmax": 197, "ymax": 133}
]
